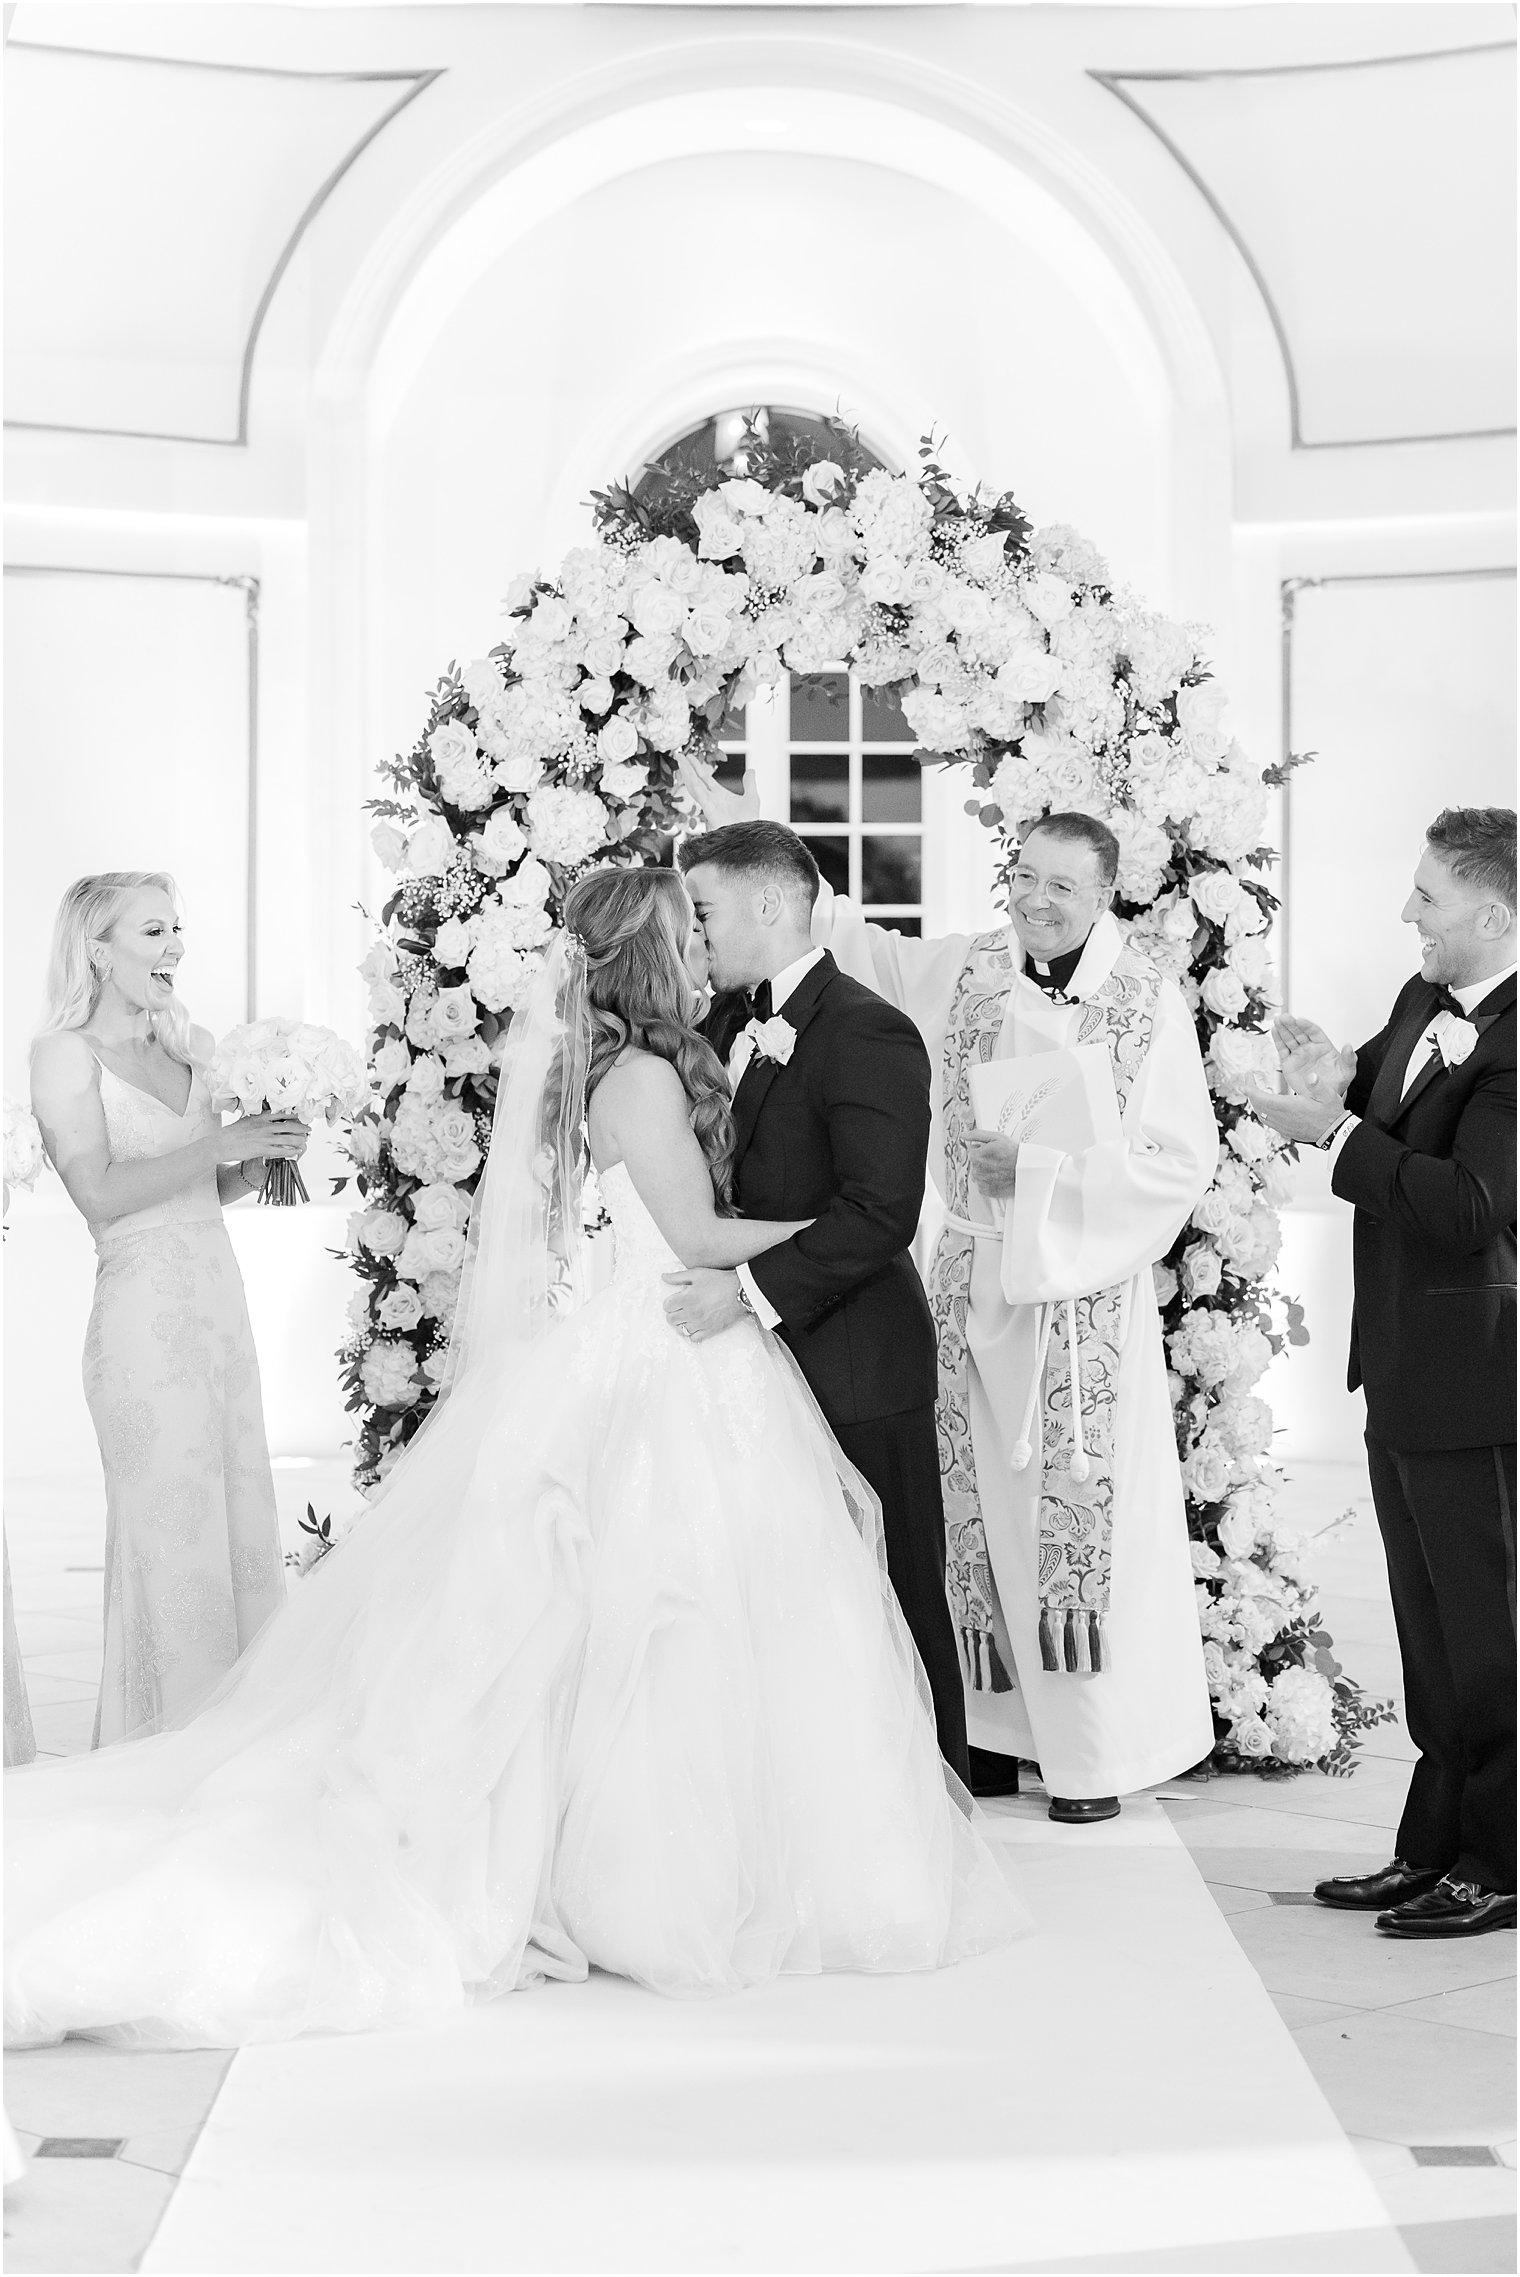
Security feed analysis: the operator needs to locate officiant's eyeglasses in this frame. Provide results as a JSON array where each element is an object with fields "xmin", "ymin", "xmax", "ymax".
[{"xmin": 1009, "ymin": 869, "xmax": 1091, "ymax": 903}]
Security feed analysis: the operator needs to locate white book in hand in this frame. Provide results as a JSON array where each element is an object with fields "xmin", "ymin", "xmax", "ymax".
[{"xmin": 969, "ymin": 1045, "xmax": 1122, "ymax": 1154}]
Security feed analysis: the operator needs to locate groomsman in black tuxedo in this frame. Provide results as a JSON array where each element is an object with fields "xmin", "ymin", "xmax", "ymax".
[
  {"xmin": 663, "ymin": 821, "xmax": 970, "ymax": 1784},
  {"xmin": 1253, "ymin": 806, "xmax": 1516, "ymax": 1938}
]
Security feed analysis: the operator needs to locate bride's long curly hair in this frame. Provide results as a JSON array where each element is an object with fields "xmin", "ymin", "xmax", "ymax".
[{"xmin": 561, "ymin": 866, "xmax": 736, "ymax": 1208}]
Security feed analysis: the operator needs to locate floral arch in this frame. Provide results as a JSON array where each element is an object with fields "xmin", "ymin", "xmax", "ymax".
[{"xmin": 346, "ymin": 420, "xmax": 1388, "ymax": 1775}]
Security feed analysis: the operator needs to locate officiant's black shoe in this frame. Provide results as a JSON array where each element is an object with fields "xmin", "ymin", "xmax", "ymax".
[
  {"xmin": 1377, "ymin": 1876, "xmax": 1517, "ymax": 1939},
  {"xmin": 1048, "ymin": 1796, "xmax": 1119, "ymax": 1824},
  {"xmin": 966, "ymin": 1746, "xmax": 1021, "ymax": 1799},
  {"xmin": 1313, "ymin": 1857, "xmax": 1447, "ymax": 1912}
]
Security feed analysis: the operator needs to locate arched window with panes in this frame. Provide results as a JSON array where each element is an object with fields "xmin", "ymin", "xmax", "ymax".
[{"xmin": 641, "ymin": 406, "xmax": 960, "ymax": 937}]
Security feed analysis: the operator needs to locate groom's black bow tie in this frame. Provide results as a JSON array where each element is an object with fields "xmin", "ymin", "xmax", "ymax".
[
  {"xmin": 750, "ymin": 980, "xmax": 774, "ymax": 1024},
  {"xmin": 1431, "ymin": 985, "xmax": 1466, "ymax": 1020}
]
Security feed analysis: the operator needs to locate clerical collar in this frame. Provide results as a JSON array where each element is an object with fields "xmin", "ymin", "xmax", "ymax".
[{"xmin": 1026, "ymin": 938, "xmax": 1088, "ymax": 998}]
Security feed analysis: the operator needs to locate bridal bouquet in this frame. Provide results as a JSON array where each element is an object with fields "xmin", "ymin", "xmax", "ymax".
[
  {"xmin": 3, "ymin": 1101, "xmax": 46, "ymax": 1215},
  {"xmin": 210, "ymin": 1019, "xmax": 370, "ymax": 1205}
]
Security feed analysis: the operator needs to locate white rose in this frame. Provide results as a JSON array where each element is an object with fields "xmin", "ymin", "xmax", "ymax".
[
  {"xmin": 378, "ymin": 1283, "xmax": 425, "ymax": 1333},
  {"xmin": 361, "ymin": 1338, "xmax": 422, "ymax": 1410},
  {"xmin": 1021, "ymin": 570, "xmax": 1074, "ymax": 626},
  {"xmin": 501, "ymin": 572, "xmax": 538, "ymax": 614},
  {"xmin": 1229, "ymin": 1713, "xmax": 1274, "ymax": 1761},
  {"xmin": 471, "ymin": 809, "xmax": 528, "ymax": 878},
  {"xmin": 395, "ymin": 1222, "xmax": 469, "ymax": 1283},
  {"xmin": 411, "ymin": 1183, "xmax": 471, "ymax": 1232},
  {"xmin": 859, "ymin": 556, "xmax": 909, "ymax": 605},
  {"xmin": 692, "ymin": 491, "xmax": 745, "ymax": 561},
  {"xmin": 578, "ymin": 676, "xmax": 615, "ymax": 716},
  {"xmin": 441, "ymin": 1034, "xmax": 491, "ymax": 1078},
  {"xmin": 1201, "ymin": 966, "xmax": 1248, "ymax": 1019},
  {"xmin": 1216, "ymin": 1507, "xmax": 1257, "ymax": 1559},
  {"xmin": 1152, "ymin": 1262, "xmax": 1179, "ymax": 1308},
  {"xmin": 597, "ymin": 713, "xmax": 641, "ymax": 765},
  {"xmin": 1176, "ymin": 680, "xmax": 1230, "ymax": 760},
  {"xmin": 528, "ymin": 595, "xmax": 573, "ymax": 644},
  {"xmin": 500, "ymin": 856, "xmax": 551, "ymax": 908},
  {"xmin": 404, "ymin": 1051, "xmax": 445, "ymax": 1105},
  {"xmin": 813, "ymin": 509, "xmax": 858, "ymax": 563},
  {"xmin": 1209, "ymin": 1026, "xmax": 1279, "ymax": 1103},
  {"xmin": 370, "ymin": 821, "xmax": 407, "ymax": 871},
  {"xmin": 1181, "ymin": 1438, "xmax": 1234, "ymax": 1503},
  {"xmin": 372, "ymin": 1037, "xmax": 412, "ymax": 1091},
  {"xmin": 1190, "ymin": 870, "xmax": 1245, "ymax": 926},
  {"xmin": 356, "ymin": 1207, "xmax": 408, "ymax": 1258},
  {"xmin": 491, "ymin": 752, "xmax": 545, "ymax": 796},
  {"xmin": 461, "ymin": 659, "xmax": 508, "ymax": 717},
  {"xmin": 628, "ymin": 581, "xmax": 687, "ymax": 639},
  {"xmin": 1228, "ymin": 935, "xmax": 1275, "ymax": 993},
  {"xmin": 801, "ymin": 460, "xmax": 846, "ymax": 505},
  {"xmin": 403, "ymin": 818, "xmax": 459, "ymax": 878},
  {"xmin": 718, "ymin": 477, "xmax": 769, "ymax": 515},
  {"xmin": 432, "ymin": 918, "xmax": 473, "ymax": 968},
  {"xmin": 431, "ymin": 984, "xmax": 479, "ymax": 1041},
  {"xmin": 683, "ymin": 603, "xmax": 732, "ymax": 656},
  {"xmin": 368, "ymin": 979, "xmax": 407, "ymax": 1029},
  {"xmin": 600, "ymin": 760, "xmax": 648, "ymax": 805},
  {"xmin": 428, "ymin": 719, "xmax": 494, "ymax": 812},
  {"xmin": 582, "ymin": 634, "xmax": 626, "ymax": 679},
  {"xmin": 1181, "ymin": 1244, "xmax": 1223, "ymax": 1300}
]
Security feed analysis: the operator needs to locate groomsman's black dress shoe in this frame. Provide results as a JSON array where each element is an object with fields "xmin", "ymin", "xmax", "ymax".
[
  {"xmin": 1048, "ymin": 1796, "xmax": 1120, "ymax": 1824},
  {"xmin": 966, "ymin": 1746, "xmax": 1021, "ymax": 1799},
  {"xmin": 1313, "ymin": 1857, "xmax": 1447, "ymax": 1912},
  {"xmin": 1377, "ymin": 1876, "xmax": 1518, "ymax": 1938}
]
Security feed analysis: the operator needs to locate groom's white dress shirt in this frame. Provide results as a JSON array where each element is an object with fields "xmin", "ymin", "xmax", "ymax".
[
  {"xmin": 1325, "ymin": 960, "xmax": 1517, "ymax": 1164},
  {"xmin": 729, "ymin": 948, "xmax": 824, "ymax": 1331}
]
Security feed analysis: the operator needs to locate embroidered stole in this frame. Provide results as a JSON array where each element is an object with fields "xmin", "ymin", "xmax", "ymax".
[{"xmin": 928, "ymin": 932, "xmax": 1160, "ymax": 1685}]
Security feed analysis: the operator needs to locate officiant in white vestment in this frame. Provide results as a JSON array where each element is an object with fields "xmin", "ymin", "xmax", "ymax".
[{"xmin": 814, "ymin": 812, "xmax": 1218, "ymax": 1820}]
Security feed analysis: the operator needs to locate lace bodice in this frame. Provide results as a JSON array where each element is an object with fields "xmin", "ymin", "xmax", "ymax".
[
  {"xmin": 90, "ymin": 1063, "xmax": 223, "ymax": 1247},
  {"xmin": 598, "ymin": 1161, "xmax": 681, "ymax": 1281}
]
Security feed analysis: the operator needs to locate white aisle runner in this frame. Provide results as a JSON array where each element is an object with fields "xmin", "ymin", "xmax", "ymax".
[{"xmin": 143, "ymin": 1800, "xmax": 1405, "ymax": 2274}]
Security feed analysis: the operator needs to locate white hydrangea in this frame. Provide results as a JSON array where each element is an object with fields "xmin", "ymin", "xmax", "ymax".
[
  {"xmin": 526, "ymin": 784, "xmax": 608, "ymax": 867},
  {"xmin": 361, "ymin": 1339, "xmax": 422, "ymax": 1411},
  {"xmin": 1265, "ymin": 1665, "xmax": 1336, "ymax": 1764}
]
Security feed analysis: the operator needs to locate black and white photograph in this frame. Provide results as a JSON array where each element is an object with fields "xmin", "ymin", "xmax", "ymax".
[{"xmin": 1, "ymin": 2, "xmax": 1513, "ymax": 2271}]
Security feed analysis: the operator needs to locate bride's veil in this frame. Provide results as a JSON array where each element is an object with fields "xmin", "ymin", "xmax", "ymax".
[{"xmin": 431, "ymin": 930, "xmax": 593, "ymax": 1416}]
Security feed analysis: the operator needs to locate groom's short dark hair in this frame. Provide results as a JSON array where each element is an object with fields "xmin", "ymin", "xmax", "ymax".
[
  {"xmin": 678, "ymin": 820, "xmax": 821, "ymax": 911},
  {"xmin": 1427, "ymin": 806, "xmax": 1516, "ymax": 910}
]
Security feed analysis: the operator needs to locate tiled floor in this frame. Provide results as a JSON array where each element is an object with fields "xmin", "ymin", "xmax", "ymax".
[{"xmin": 3, "ymin": 1459, "xmax": 1513, "ymax": 2274}]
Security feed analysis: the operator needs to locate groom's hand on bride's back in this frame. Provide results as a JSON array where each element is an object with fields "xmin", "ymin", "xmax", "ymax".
[{"xmin": 662, "ymin": 1266, "xmax": 746, "ymax": 1342}]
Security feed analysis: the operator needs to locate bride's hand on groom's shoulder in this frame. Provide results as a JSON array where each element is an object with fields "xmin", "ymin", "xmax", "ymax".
[{"xmin": 677, "ymin": 749, "xmax": 761, "ymax": 828}]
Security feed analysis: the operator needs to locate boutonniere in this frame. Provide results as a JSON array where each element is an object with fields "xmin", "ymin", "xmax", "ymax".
[
  {"xmin": 749, "ymin": 1014, "xmax": 797, "ymax": 1067},
  {"xmin": 1433, "ymin": 1011, "xmax": 1480, "ymax": 1069}
]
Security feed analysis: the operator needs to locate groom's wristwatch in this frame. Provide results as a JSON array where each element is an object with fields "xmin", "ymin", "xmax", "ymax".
[
  {"xmin": 734, "ymin": 1277, "xmax": 756, "ymax": 1316},
  {"xmin": 1314, "ymin": 1110, "xmax": 1354, "ymax": 1150}
]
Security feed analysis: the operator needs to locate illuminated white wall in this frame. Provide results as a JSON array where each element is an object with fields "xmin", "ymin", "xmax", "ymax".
[{"xmin": 4, "ymin": 2, "xmax": 1514, "ymax": 1480}]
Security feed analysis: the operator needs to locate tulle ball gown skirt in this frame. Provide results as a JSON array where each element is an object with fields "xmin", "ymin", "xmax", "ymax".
[{"xmin": 6, "ymin": 1231, "xmax": 1020, "ymax": 2050}]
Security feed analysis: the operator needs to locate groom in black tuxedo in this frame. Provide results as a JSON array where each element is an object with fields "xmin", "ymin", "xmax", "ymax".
[
  {"xmin": 666, "ymin": 821, "xmax": 970, "ymax": 1783},
  {"xmin": 1253, "ymin": 806, "xmax": 1516, "ymax": 1939}
]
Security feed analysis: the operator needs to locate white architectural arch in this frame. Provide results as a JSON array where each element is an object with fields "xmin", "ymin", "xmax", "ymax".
[{"xmin": 302, "ymin": 31, "xmax": 1235, "ymax": 1034}]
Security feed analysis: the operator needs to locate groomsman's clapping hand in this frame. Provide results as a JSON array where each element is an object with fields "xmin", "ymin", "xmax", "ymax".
[{"xmin": 1247, "ymin": 1015, "xmax": 1359, "ymax": 1144}]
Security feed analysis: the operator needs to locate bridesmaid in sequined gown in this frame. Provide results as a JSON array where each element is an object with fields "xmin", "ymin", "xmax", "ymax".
[{"xmin": 29, "ymin": 873, "xmax": 309, "ymax": 1746}]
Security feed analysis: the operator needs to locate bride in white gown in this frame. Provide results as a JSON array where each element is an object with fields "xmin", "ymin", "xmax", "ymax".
[{"xmin": 5, "ymin": 868, "xmax": 1021, "ymax": 2051}]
